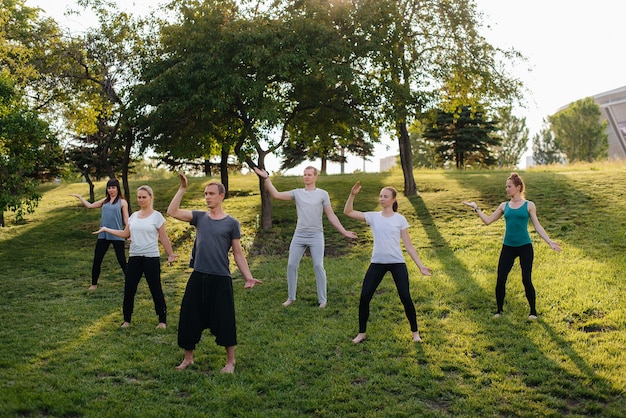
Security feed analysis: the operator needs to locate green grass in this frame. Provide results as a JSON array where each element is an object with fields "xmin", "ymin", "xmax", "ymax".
[{"xmin": 0, "ymin": 163, "xmax": 625, "ymax": 417}]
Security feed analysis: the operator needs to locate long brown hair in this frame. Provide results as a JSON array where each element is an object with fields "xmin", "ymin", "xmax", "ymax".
[{"xmin": 104, "ymin": 178, "xmax": 123, "ymax": 204}]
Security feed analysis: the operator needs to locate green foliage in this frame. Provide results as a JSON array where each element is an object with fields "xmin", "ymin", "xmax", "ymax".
[
  {"xmin": 423, "ymin": 105, "xmax": 500, "ymax": 168},
  {"xmin": 0, "ymin": 166, "xmax": 625, "ymax": 416},
  {"xmin": 495, "ymin": 106, "xmax": 529, "ymax": 167},
  {"xmin": 532, "ymin": 122, "xmax": 565, "ymax": 166},
  {"xmin": 549, "ymin": 97, "xmax": 608, "ymax": 163},
  {"xmin": 0, "ymin": 71, "xmax": 62, "ymax": 225}
]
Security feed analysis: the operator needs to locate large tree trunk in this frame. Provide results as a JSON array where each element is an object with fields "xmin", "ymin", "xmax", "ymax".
[
  {"xmin": 220, "ymin": 146, "xmax": 230, "ymax": 198},
  {"xmin": 397, "ymin": 122, "xmax": 417, "ymax": 196},
  {"xmin": 245, "ymin": 151, "xmax": 273, "ymax": 231},
  {"xmin": 121, "ymin": 129, "xmax": 133, "ymax": 213}
]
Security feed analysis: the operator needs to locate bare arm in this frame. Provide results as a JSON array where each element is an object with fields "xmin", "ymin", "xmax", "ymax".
[
  {"xmin": 462, "ymin": 201, "xmax": 505, "ymax": 225},
  {"xmin": 231, "ymin": 238, "xmax": 262, "ymax": 288},
  {"xmin": 528, "ymin": 201, "xmax": 561, "ymax": 251},
  {"xmin": 120, "ymin": 199, "xmax": 130, "ymax": 227},
  {"xmin": 324, "ymin": 205, "xmax": 357, "ymax": 239},
  {"xmin": 252, "ymin": 166, "xmax": 292, "ymax": 200},
  {"xmin": 94, "ymin": 224, "xmax": 130, "ymax": 239},
  {"xmin": 343, "ymin": 181, "xmax": 366, "ymax": 222},
  {"xmin": 157, "ymin": 223, "xmax": 179, "ymax": 263},
  {"xmin": 401, "ymin": 228, "xmax": 432, "ymax": 276},
  {"xmin": 70, "ymin": 195, "xmax": 105, "ymax": 209},
  {"xmin": 167, "ymin": 172, "xmax": 193, "ymax": 222}
]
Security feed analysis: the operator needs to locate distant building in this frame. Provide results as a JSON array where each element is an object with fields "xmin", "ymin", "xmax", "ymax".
[
  {"xmin": 594, "ymin": 86, "xmax": 626, "ymax": 159},
  {"xmin": 379, "ymin": 155, "xmax": 397, "ymax": 172},
  {"xmin": 554, "ymin": 86, "xmax": 626, "ymax": 160}
]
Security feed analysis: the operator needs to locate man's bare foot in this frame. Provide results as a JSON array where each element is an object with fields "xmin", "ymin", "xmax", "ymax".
[
  {"xmin": 89, "ymin": 285, "xmax": 97, "ymax": 290},
  {"xmin": 282, "ymin": 299, "xmax": 294, "ymax": 307},
  {"xmin": 352, "ymin": 333, "xmax": 366, "ymax": 344},
  {"xmin": 156, "ymin": 323, "xmax": 166, "ymax": 329},
  {"xmin": 221, "ymin": 363, "xmax": 235, "ymax": 374},
  {"xmin": 412, "ymin": 331, "xmax": 422, "ymax": 342},
  {"xmin": 175, "ymin": 359, "xmax": 194, "ymax": 370},
  {"xmin": 120, "ymin": 322, "xmax": 130, "ymax": 328},
  {"xmin": 319, "ymin": 302, "xmax": 327, "ymax": 308}
]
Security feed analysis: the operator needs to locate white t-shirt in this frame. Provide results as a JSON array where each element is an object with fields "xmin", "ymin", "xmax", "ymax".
[
  {"xmin": 364, "ymin": 212, "xmax": 409, "ymax": 264},
  {"xmin": 128, "ymin": 211, "xmax": 165, "ymax": 257}
]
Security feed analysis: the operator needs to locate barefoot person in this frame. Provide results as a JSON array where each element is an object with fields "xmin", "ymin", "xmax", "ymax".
[
  {"xmin": 71, "ymin": 178, "xmax": 128, "ymax": 290},
  {"xmin": 462, "ymin": 172, "xmax": 561, "ymax": 320},
  {"xmin": 95, "ymin": 185, "xmax": 177, "ymax": 329},
  {"xmin": 343, "ymin": 182, "xmax": 432, "ymax": 343},
  {"xmin": 253, "ymin": 165, "xmax": 357, "ymax": 308},
  {"xmin": 167, "ymin": 173, "xmax": 262, "ymax": 373}
]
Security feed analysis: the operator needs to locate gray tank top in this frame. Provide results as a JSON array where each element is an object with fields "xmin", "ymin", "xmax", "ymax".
[{"xmin": 98, "ymin": 199, "xmax": 124, "ymax": 241}]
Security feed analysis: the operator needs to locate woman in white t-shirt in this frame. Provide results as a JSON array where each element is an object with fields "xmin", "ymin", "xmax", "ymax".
[
  {"xmin": 95, "ymin": 185, "xmax": 177, "ymax": 329},
  {"xmin": 344, "ymin": 181, "xmax": 432, "ymax": 344}
]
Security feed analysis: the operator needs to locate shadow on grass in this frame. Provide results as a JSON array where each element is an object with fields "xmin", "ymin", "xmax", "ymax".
[{"xmin": 418, "ymin": 171, "xmax": 623, "ymax": 413}]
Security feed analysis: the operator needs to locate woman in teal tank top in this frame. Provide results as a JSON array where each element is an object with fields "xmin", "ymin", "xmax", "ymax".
[{"xmin": 463, "ymin": 173, "xmax": 561, "ymax": 320}]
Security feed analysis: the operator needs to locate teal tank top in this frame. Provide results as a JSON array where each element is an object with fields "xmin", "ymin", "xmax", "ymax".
[{"xmin": 503, "ymin": 201, "xmax": 532, "ymax": 247}]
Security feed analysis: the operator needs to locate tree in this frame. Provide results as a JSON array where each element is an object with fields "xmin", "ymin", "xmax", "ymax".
[
  {"xmin": 409, "ymin": 120, "xmax": 437, "ymax": 169},
  {"xmin": 351, "ymin": 0, "xmax": 524, "ymax": 194},
  {"xmin": 0, "ymin": 71, "xmax": 63, "ymax": 226},
  {"xmin": 423, "ymin": 105, "xmax": 500, "ymax": 169},
  {"xmin": 43, "ymin": 0, "xmax": 154, "ymax": 210},
  {"xmin": 495, "ymin": 106, "xmax": 528, "ymax": 167},
  {"xmin": 137, "ymin": 0, "xmax": 377, "ymax": 229},
  {"xmin": 548, "ymin": 97, "xmax": 608, "ymax": 163},
  {"xmin": 0, "ymin": 0, "xmax": 64, "ymax": 226},
  {"xmin": 532, "ymin": 122, "xmax": 564, "ymax": 166}
]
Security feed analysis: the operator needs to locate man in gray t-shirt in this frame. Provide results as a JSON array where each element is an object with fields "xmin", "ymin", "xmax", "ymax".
[
  {"xmin": 167, "ymin": 172, "xmax": 262, "ymax": 374},
  {"xmin": 254, "ymin": 166, "xmax": 357, "ymax": 308}
]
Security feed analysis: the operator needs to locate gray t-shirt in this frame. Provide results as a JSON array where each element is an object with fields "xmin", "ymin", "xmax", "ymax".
[
  {"xmin": 189, "ymin": 210, "xmax": 241, "ymax": 276},
  {"xmin": 289, "ymin": 188, "xmax": 331, "ymax": 234}
]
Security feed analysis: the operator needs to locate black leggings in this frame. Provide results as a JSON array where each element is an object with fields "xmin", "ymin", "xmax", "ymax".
[
  {"xmin": 496, "ymin": 244, "xmax": 536, "ymax": 315},
  {"xmin": 357, "ymin": 263, "xmax": 418, "ymax": 333},
  {"xmin": 123, "ymin": 256, "xmax": 166, "ymax": 324},
  {"xmin": 92, "ymin": 239, "xmax": 127, "ymax": 285}
]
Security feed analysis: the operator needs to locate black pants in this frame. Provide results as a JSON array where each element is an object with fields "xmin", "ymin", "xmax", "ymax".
[
  {"xmin": 92, "ymin": 239, "xmax": 127, "ymax": 285},
  {"xmin": 123, "ymin": 256, "xmax": 166, "ymax": 323},
  {"xmin": 358, "ymin": 263, "xmax": 418, "ymax": 333},
  {"xmin": 496, "ymin": 244, "xmax": 536, "ymax": 315},
  {"xmin": 178, "ymin": 272, "xmax": 236, "ymax": 350}
]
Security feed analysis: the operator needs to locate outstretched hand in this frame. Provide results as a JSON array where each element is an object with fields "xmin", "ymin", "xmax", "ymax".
[
  {"xmin": 252, "ymin": 166, "xmax": 269, "ymax": 179},
  {"xmin": 178, "ymin": 172, "xmax": 188, "ymax": 189},
  {"xmin": 244, "ymin": 277, "xmax": 263, "ymax": 288},
  {"xmin": 93, "ymin": 227, "xmax": 106, "ymax": 235},
  {"xmin": 351, "ymin": 181, "xmax": 361, "ymax": 195},
  {"xmin": 344, "ymin": 230, "xmax": 358, "ymax": 240},
  {"xmin": 418, "ymin": 265, "xmax": 433, "ymax": 276},
  {"xmin": 549, "ymin": 241, "xmax": 562, "ymax": 252},
  {"xmin": 167, "ymin": 253, "xmax": 179, "ymax": 265},
  {"xmin": 462, "ymin": 201, "xmax": 478, "ymax": 211}
]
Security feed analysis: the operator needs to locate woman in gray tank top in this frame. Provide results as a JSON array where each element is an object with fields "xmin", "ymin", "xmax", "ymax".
[{"xmin": 71, "ymin": 178, "xmax": 129, "ymax": 290}]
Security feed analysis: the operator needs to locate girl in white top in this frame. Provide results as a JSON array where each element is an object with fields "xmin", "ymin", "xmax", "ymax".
[
  {"xmin": 344, "ymin": 182, "xmax": 432, "ymax": 344},
  {"xmin": 95, "ymin": 185, "xmax": 177, "ymax": 329}
]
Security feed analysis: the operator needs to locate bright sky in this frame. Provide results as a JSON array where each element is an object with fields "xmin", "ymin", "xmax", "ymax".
[{"xmin": 26, "ymin": 0, "xmax": 626, "ymax": 173}]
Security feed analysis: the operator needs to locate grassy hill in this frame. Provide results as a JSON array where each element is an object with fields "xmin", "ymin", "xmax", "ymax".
[{"xmin": 0, "ymin": 163, "xmax": 624, "ymax": 417}]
